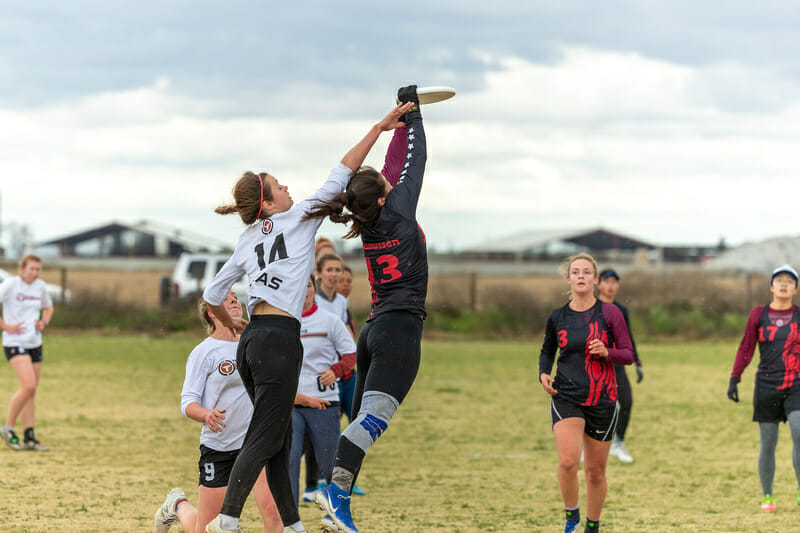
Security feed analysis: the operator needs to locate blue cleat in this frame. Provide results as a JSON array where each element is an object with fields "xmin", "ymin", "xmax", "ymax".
[
  {"xmin": 564, "ymin": 520, "xmax": 580, "ymax": 533},
  {"xmin": 316, "ymin": 483, "xmax": 358, "ymax": 533},
  {"xmin": 351, "ymin": 483, "xmax": 365, "ymax": 496}
]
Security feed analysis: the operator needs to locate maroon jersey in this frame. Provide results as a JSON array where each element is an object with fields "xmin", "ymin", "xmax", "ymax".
[
  {"xmin": 732, "ymin": 305, "xmax": 800, "ymax": 390},
  {"xmin": 361, "ymin": 110, "xmax": 427, "ymax": 321},
  {"xmin": 539, "ymin": 301, "xmax": 635, "ymax": 406}
]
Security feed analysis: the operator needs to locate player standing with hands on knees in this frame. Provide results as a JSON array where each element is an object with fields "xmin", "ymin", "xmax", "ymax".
[
  {"xmin": 728, "ymin": 264, "xmax": 800, "ymax": 512},
  {"xmin": 539, "ymin": 253, "xmax": 634, "ymax": 533},
  {"xmin": 595, "ymin": 269, "xmax": 643, "ymax": 464},
  {"xmin": 0, "ymin": 254, "xmax": 53, "ymax": 452},
  {"xmin": 201, "ymin": 101, "xmax": 414, "ymax": 533},
  {"xmin": 304, "ymin": 85, "xmax": 430, "ymax": 533}
]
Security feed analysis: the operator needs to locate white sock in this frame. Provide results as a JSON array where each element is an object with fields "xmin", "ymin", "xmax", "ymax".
[
  {"xmin": 288, "ymin": 521, "xmax": 305, "ymax": 532},
  {"xmin": 219, "ymin": 514, "xmax": 239, "ymax": 530}
]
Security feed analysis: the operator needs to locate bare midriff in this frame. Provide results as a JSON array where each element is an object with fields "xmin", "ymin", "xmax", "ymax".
[{"xmin": 252, "ymin": 300, "xmax": 292, "ymax": 317}]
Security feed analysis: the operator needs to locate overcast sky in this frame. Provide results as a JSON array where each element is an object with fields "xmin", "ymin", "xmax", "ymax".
[{"xmin": 1, "ymin": 1, "xmax": 799, "ymax": 254}]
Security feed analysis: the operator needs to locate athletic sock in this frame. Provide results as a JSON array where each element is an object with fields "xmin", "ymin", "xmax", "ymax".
[
  {"xmin": 174, "ymin": 498, "xmax": 188, "ymax": 512},
  {"xmin": 219, "ymin": 514, "xmax": 239, "ymax": 530},
  {"xmin": 565, "ymin": 506, "xmax": 580, "ymax": 524},
  {"xmin": 585, "ymin": 518, "xmax": 600, "ymax": 532}
]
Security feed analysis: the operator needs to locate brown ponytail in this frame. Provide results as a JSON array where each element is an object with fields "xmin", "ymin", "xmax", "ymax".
[
  {"xmin": 303, "ymin": 166, "xmax": 386, "ymax": 239},
  {"xmin": 216, "ymin": 171, "xmax": 274, "ymax": 225}
]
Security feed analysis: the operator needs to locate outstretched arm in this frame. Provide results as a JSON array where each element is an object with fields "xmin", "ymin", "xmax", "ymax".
[{"xmin": 341, "ymin": 102, "xmax": 414, "ymax": 172}]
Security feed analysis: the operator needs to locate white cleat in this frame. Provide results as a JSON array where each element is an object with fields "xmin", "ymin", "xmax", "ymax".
[
  {"xmin": 321, "ymin": 514, "xmax": 340, "ymax": 532},
  {"xmin": 610, "ymin": 441, "xmax": 634, "ymax": 463},
  {"xmin": 206, "ymin": 516, "xmax": 242, "ymax": 533},
  {"xmin": 154, "ymin": 488, "xmax": 186, "ymax": 533}
]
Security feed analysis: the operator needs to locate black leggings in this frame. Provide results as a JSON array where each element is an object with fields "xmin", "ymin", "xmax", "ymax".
[
  {"xmin": 614, "ymin": 364, "xmax": 633, "ymax": 440},
  {"xmin": 352, "ymin": 311, "xmax": 423, "ymax": 416},
  {"xmin": 220, "ymin": 315, "xmax": 302, "ymax": 525}
]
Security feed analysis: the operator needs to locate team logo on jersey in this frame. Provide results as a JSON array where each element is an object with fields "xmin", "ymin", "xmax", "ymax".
[
  {"xmin": 218, "ymin": 360, "xmax": 237, "ymax": 375},
  {"xmin": 261, "ymin": 219, "xmax": 273, "ymax": 235},
  {"xmin": 16, "ymin": 293, "xmax": 40, "ymax": 302},
  {"xmin": 777, "ymin": 319, "xmax": 785, "ymax": 326}
]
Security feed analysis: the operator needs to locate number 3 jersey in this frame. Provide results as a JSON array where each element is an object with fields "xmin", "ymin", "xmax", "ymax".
[
  {"xmin": 539, "ymin": 301, "xmax": 635, "ymax": 406},
  {"xmin": 732, "ymin": 304, "xmax": 800, "ymax": 390},
  {"xmin": 180, "ymin": 337, "xmax": 252, "ymax": 452},
  {"xmin": 204, "ymin": 163, "xmax": 352, "ymax": 320},
  {"xmin": 298, "ymin": 305, "xmax": 357, "ymax": 402},
  {"xmin": 361, "ymin": 110, "xmax": 428, "ymax": 321}
]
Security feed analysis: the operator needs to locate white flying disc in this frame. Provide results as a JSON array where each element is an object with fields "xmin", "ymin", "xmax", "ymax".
[{"xmin": 397, "ymin": 86, "xmax": 456, "ymax": 105}]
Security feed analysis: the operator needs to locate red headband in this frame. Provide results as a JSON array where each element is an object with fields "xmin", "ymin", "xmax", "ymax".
[{"xmin": 256, "ymin": 173, "xmax": 265, "ymax": 220}]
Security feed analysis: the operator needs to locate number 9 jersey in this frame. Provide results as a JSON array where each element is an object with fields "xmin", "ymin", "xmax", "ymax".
[{"xmin": 362, "ymin": 114, "xmax": 428, "ymax": 321}]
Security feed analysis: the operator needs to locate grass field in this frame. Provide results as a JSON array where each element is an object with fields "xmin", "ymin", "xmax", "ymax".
[{"xmin": 0, "ymin": 335, "xmax": 798, "ymax": 532}]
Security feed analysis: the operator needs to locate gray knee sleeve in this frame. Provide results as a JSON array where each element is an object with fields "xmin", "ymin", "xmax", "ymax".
[
  {"xmin": 759, "ymin": 422, "xmax": 779, "ymax": 495},
  {"xmin": 341, "ymin": 391, "xmax": 399, "ymax": 453}
]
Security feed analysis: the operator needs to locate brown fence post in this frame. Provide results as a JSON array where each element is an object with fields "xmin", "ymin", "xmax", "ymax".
[
  {"xmin": 61, "ymin": 267, "xmax": 67, "ymax": 303},
  {"xmin": 470, "ymin": 272, "xmax": 478, "ymax": 311}
]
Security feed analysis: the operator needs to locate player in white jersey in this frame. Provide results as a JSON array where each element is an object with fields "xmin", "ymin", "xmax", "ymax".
[
  {"xmin": 0, "ymin": 254, "xmax": 53, "ymax": 452},
  {"xmin": 290, "ymin": 277, "xmax": 356, "ymax": 508},
  {"xmin": 154, "ymin": 291, "xmax": 282, "ymax": 533},
  {"xmin": 201, "ymin": 101, "xmax": 414, "ymax": 533},
  {"xmin": 314, "ymin": 253, "xmax": 348, "ymax": 326}
]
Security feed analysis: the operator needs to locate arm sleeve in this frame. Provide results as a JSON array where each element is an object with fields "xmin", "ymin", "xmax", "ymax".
[
  {"xmin": 539, "ymin": 314, "xmax": 559, "ymax": 377},
  {"xmin": 0, "ymin": 278, "xmax": 13, "ymax": 303},
  {"xmin": 180, "ymin": 348, "xmax": 211, "ymax": 416},
  {"xmin": 603, "ymin": 303, "xmax": 634, "ymax": 365},
  {"xmin": 381, "ymin": 126, "xmax": 407, "ymax": 186},
  {"xmin": 303, "ymin": 163, "xmax": 353, "ymax": 207},
  {"xmin": 732, "ymin": 307, "xmax": 762, "ymax": 380},
  {"xmin": 203, "ymin": 249, "xmax": 244, "ymax": 306},
  {"xmin": 618, "ymin": 304, "xmax": 640, "ymax": 364},
  {"xmin": 328, "ymin": 319, "xmax": 357, "ymax": 378},
  {"xmin": 384, "ymin": 113, "xmax": 427, "ymax": 220}
]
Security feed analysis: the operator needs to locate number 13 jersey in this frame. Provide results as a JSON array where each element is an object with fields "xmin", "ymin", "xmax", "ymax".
[{"xmin": 361, "ymin": 111, "xmax": 428, "ymax": 321}]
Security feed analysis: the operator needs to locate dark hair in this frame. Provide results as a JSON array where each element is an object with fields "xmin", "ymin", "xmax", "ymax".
[
  {"xmin": 342, "ymin": 264, "xmax": 353, "ymax": 275},
  {"xmin": 215, "ymin": 171, "xmax": 273, "ymax": 225},
  {"xmin": 303, "ymin": 166, "xmax": 385, "ymax": 239}
]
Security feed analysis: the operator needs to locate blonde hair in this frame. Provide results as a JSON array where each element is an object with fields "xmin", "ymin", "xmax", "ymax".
[
  {"xmin": 20, "ymin": 254, "xmax": 42, "ymax": 269},
  {"xmin": 559, "ymin": 252, "xmax": 598, "ymax": 298},
  {"xmin": 198, "ymin": 300, "xmax": 216, "ymax": 335}
]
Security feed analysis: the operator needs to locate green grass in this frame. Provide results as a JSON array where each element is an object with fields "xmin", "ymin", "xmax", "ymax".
[{"xmin": 0, "ymin": 335, "xmax": 797, "ymax": 531}]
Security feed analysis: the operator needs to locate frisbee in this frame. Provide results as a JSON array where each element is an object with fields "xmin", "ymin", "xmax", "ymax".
[{"xmin": 397, "ymin": 86, "xmax": 456, "ymax": 105}]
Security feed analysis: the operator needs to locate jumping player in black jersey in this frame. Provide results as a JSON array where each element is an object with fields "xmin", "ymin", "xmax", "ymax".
[
  {"xmin": 596, "ymin": 269, "xmax": 643, "ymax": 464},
  {"xmin": 728, "ymin": 264, "xmax": 800, "ymax": 512},
  {"xmin": 303, "ymin": 85, "xmax": 427, "ymax": 533},
  {"xmin": 200, "ymin": 101, "xmax": 413, "ymax": 533},
  {"xmin": 539, "ymin": 253, "xmax": 634, "ymax": 533}
]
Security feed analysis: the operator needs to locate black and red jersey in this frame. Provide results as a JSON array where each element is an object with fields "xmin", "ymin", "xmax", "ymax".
[
  {"xmin": 361, "ymin": 110, "xmax": 428, "ymax": 321},
  {"xmin": 539, "ymin": 300, "xmax": 635, "ymax": 406},
  {"xmin": 732, "ymin": 304, "xmax": 800, "ymax": 390}
]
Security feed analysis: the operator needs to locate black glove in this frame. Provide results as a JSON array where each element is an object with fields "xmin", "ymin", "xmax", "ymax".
[
  {"xmin": 397, "ymin": 85, "xmax": 419, "ymax": 105},
  {"xmin": 397, "ymin": 85, "xmax": 420, "ymax": 123},
  {"xmin": 635, "ymin": 364, "xmax": 643, "ymax": 383},
  {"xmin": 727, "ymin": 376, "xmax": 739, "ymax": 402}
]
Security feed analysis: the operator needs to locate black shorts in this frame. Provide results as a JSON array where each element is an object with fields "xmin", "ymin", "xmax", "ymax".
[
  {"xmin": 752, "ymin": 378, "xmax": 800, "ymax": 423},
  {"xmin": 4, "ymin": 346, "xmax": 43, "ymax": 363},
  {"xmin": 198, "ymin": 445, "xmax": 239, "ymax": 488},
  {"xmin": 550, "ymin": 396, "xmax": 618, "ymax": 442}
]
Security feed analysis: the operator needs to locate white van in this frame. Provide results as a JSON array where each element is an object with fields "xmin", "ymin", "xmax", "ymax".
[{"xmin": 161, "ymin": 253, "xmax": 249, "ymax": 304}]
